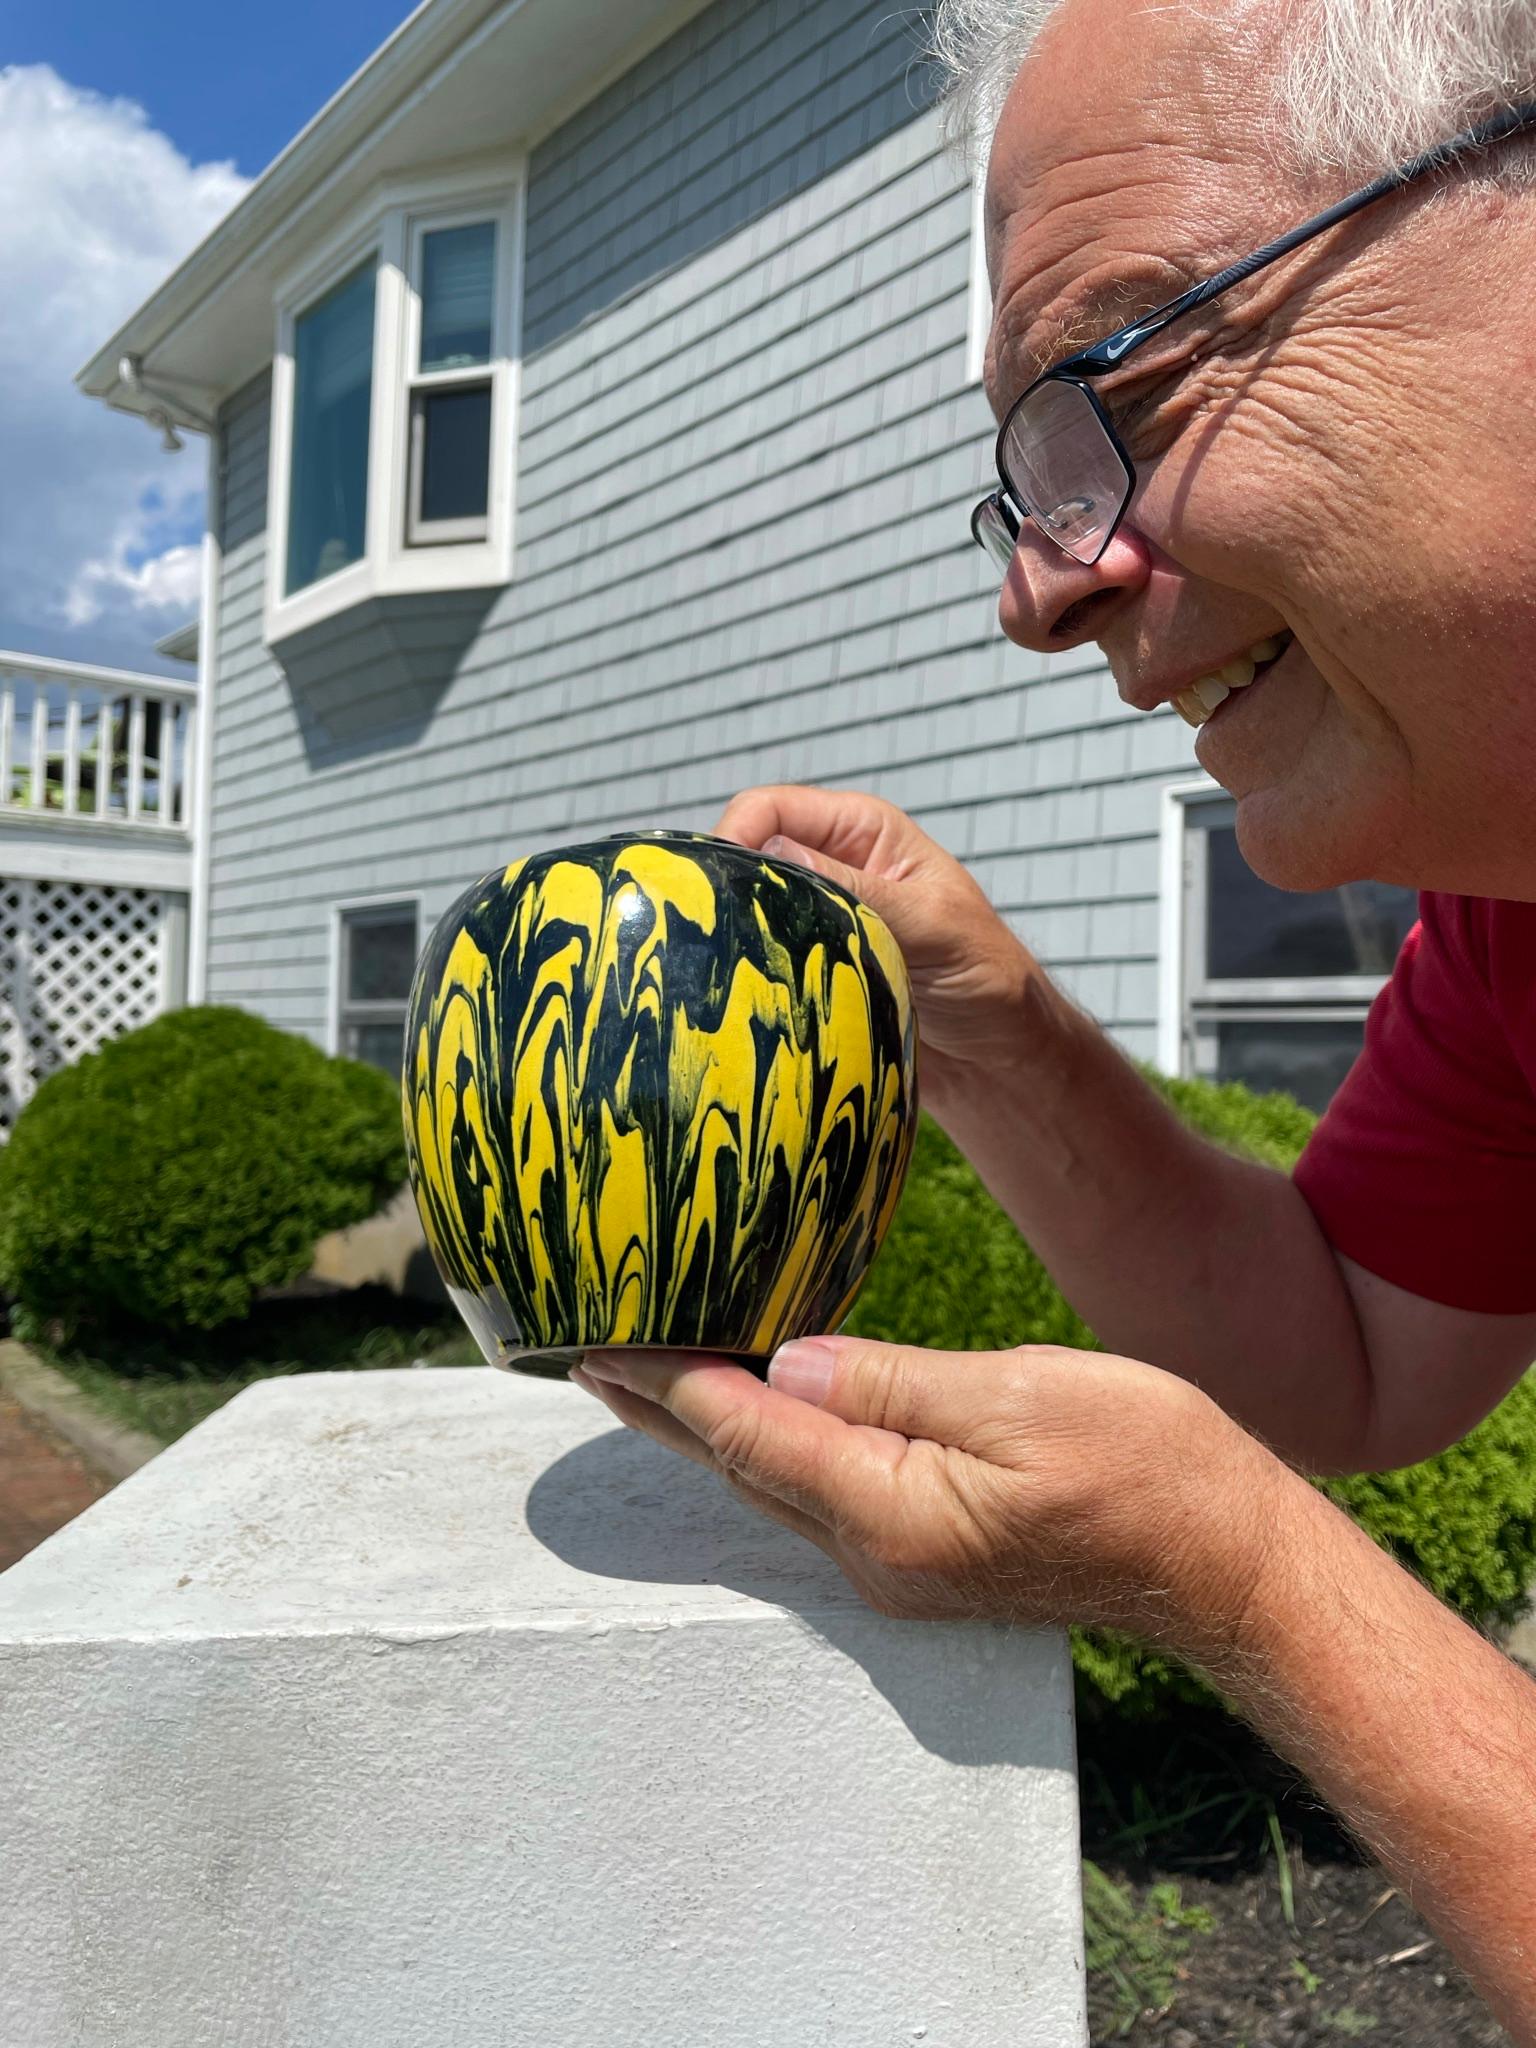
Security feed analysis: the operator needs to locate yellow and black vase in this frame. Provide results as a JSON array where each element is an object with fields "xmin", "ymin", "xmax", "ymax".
[{"xmin": 403, "ymin": 831, "xmax": 918, "ymax": 1377}]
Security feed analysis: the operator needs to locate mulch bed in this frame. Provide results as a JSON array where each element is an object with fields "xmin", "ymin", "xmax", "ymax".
[
  {"xmin": 1093, "ymin": 1854, "xmax": 1509, "ymax": 2045},
  {"xmin": 1082, "ymin": 1709, "xmax": 1512, "ymax": 2045}
]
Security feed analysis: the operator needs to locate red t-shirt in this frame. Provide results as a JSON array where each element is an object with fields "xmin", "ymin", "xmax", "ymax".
[{"xmin": 1294, "ymin": 894, "xmax": 1536, "ymax": 1313}]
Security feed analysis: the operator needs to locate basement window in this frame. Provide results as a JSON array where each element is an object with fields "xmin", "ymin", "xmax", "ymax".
[{"xmin": 335, "ymin": 899, "xmax": 420, "ymax": 1077}]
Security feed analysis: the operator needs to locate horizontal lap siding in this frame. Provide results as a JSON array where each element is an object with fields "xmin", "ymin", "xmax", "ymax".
[{"xmin": 205, "ymin": 0, "xmax": 1191, "ymax": 1061}]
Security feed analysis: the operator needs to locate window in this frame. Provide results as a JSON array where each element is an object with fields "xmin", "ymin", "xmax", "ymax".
[
  {"xmin": 336, "ymin": 901, "xmax": 419, "ymax": 1076},
  {"xmin": 1164, "ymin": 789, "xmax": 1418, "ymax": 1113},
  {"xmin": 406, "ymin": 220, "xmax": 496, "ymax": 545},
  {"xmin": 266, "ymin": 171, "xmax": 523, "ymax": 644},
  {"xmin": 286, "ymin": 261, "xmax": 376, "ymax": 595}
]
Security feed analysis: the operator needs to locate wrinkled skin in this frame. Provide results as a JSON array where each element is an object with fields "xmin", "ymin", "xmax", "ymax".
[
  {"xmin": 985, "ymin": 0, "xmax": 1536, "ymax": 898},
  {"xmin": 575, "ymin": 1335, "xmax": 1280, "ymax": 1649}
]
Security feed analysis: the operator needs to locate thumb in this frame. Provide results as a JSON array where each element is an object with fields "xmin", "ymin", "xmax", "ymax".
[
  {"xmin": 761, "ymin": 834, "xmax": 905, "ymax": 933},
  {"xmin": 769, "ymin": 1332, "xmax": 1025, "ymax": 1453}
]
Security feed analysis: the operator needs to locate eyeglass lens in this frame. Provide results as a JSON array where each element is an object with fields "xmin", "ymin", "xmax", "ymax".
[
  {"xmin": 972, "ymin": 496, "xmax": 1018, "ymax": 574},
  {"xmin": 1000, "ymin": 379, "xmax": 1131, "ymax": 565}
]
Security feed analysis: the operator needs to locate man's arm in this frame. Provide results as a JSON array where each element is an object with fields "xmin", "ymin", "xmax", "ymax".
[
  {"xmin": 928, "ymin": 972, "xmax": 1536, "ymax": 1471},
  {"xmin": 714, "ymin": 784, "xmax": 1536, "ymax": 1472},
  {"xmin": 577, "ymin": 1333, "xmax": 1536, "ymax": 2040},
  {"xmin": 1185, "ymin": 1462, "xmax": 1536, "ymax": 2040}
]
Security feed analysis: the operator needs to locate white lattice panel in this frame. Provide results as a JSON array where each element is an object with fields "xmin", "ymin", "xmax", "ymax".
[{"xmin": 0, "ymin": 878, "xmax": 170, "ymax": 1139}]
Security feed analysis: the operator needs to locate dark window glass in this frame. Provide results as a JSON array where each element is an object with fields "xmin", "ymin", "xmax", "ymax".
[
  {"xmin": 419, "ymin": 222, "xmax": 495, "ymax": 371},
  {"xmin": 1214, "ymin": 1019, "xmax": 1368, "ymax": 1114},
  {"xmin": 345, "ymin": 912, "xmax": 417, "ymax": 1003},
  {"xmin": 1205, "ymin": 826, "xmax": 1417, "ymax": 979},
  {"xmin": 345, "ymin": 1020, "xmax": 409, "ymax": 1073},
  {"xmin": 418, "ymin": 384, "xmax": 492, "ymax": 525},
  {"xmin": 286, "ymin": 262, "xmax": 376, "ymax": 595}
]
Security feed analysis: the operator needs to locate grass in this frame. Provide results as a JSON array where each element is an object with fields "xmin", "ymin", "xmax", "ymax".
[
  {"xmin": 37, "ymin": 1287, "xmax": 482, "ymax": 1444},
  {"xmin": 1082, "ymin": 1862, "xmax": 1215, "ymax": 2036}
]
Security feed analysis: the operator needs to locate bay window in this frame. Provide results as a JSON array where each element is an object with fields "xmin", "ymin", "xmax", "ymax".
[
  {"xmin": 266, "ymin": 170, "xmax": 522, "ymax": 644},
  {"xmin": 286, "ymin": 261, "xmax": 377, "ymax": 595}
]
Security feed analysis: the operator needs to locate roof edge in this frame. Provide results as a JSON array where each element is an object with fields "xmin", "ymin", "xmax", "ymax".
[{"xmin": 75, "ymin": 0, "xmax": 517, "ymax": 403}]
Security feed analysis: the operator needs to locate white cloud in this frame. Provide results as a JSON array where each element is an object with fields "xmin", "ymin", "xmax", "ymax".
[
  {"xmin": 63, "ymin": 540, "xmax": 204, "ymax": 629},
  {"xmin": 0, "ymin": 66, "xmax": 249, "ymax": 669}
]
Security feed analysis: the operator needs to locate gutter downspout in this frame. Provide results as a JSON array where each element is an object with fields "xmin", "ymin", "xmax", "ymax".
[{"xmin": 187, "ymin": 428, "xmax": 222, "ymax": 1005}]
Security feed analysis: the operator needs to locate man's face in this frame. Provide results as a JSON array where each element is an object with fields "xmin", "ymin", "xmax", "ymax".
[{"xmin": 984, "ymin": 0, "xmax": 1536, "ymax": 897}]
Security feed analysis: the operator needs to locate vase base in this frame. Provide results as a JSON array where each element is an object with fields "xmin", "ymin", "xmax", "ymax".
[{"xmin": 494, "ymin": 1344, "xmax": 772, "ymax": 1383}]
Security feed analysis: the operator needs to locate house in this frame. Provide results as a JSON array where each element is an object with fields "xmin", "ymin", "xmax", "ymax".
[
  {"xmin": 76, "ymin": 0, "xmax": 1415, "ymax": 1119},
  {"xmin": 0, "ymin": 648, "xmax": 196, "ymax": 1136}
]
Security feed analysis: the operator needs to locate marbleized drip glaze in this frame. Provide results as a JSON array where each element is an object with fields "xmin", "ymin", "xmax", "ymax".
[{"xmin": 403, "ymin": 835, "xmax": 918, "ymax": 1376}]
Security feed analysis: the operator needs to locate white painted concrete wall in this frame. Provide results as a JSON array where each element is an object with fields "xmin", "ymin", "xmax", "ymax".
[{"xmin": 0, "ymin": 1368, "xmax": 1087, "ymax": 2046}]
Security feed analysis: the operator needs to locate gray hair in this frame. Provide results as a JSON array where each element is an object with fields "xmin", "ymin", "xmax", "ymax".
[{"xmin": 930, "ymin": 0, "xmax": 1536, "ymax": 184}]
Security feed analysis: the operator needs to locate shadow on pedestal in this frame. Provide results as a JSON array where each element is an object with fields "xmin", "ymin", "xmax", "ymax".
[{"xmin": 527, "ymin": 1425, "xmax": 1072, "ymax": 1775}]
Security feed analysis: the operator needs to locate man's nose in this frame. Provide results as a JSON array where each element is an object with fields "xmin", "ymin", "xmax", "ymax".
[{"xmin": 998, "ymin": 520, "xmax": 1151, "ymax": 651}]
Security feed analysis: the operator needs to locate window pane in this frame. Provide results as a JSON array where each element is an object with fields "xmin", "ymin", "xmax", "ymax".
[
  {"xmin": 420, "ymin": 222, "xmax": 495, "ymax": 371},
  {"xmin": 1215, "ymin": 1018, "xmax": 1367, "ymax": 1114},
  {"xmin": 417, "ymin": 384, "xmax": 491, "ymax": 526},
  {"xmin": 344, "ymin": 1018, "xmax": 407, "ymax": 1075},
  {"xmin": 1205, "ymin": 826, "xmax": 1417, "ymax": 979},
  {"xmin": 286, "ymin": 262, "xmax": 376, "ymax": 595},
  {"xmin": 345, "ymin": 910, "xmax": 418, "ymax": 1003}
]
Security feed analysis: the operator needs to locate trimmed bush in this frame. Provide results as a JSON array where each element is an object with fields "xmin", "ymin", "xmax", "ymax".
[
  {"xmin": 0, "ymin": 1007, "xmax": 405, "ymax": 1341},
  {"xmin": 846, "ymin": 1075, "xmax": 1536, "ymax": 1718}
]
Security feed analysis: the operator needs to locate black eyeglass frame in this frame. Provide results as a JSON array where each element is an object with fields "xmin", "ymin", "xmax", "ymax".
[{"xmin": 973, "ymin": 99, "xmax": 1536, "ymax": 568}]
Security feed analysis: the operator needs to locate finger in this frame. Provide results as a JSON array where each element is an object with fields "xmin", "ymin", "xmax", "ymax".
[
  {"xmin": 573, "ymin": 1366, "xmax": 719, "ymax": 1472},
  {"xmin": 576, "ymin": 1365, "xmax": 833, "ymax": 1550},
  {"xmin": 767, "ymin": 1333, "xmax": 1052, "ymax": 1462},
  {"xmin": 712, "ymin": 785, "xmax": 902, "ymax": 878},
  {"xmin": 584, "ymin": 1348, "xmax": 914, "ymax": 1546}
]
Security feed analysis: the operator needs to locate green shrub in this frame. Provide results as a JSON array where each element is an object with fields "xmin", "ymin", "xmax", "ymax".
[
  {"xmin": 846, "ymin": 1073, "xmax": 1536, "ymax": 1718},
  {"xmin": 0, "ymin": 1007, "xmax": 405, "ymax": 1341}
]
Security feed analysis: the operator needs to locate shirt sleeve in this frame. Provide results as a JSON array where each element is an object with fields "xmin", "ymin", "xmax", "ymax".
[{"xmin": 1293, "ymin": 894, "xmax": 1536, "ymax": 1313}]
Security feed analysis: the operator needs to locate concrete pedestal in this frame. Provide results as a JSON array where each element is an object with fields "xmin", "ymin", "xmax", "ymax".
[{"xmin": 0, "ymin": 1368, "xmax": 1087, "ymax": 2046}]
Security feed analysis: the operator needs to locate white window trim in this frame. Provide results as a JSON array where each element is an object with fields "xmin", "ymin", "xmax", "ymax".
[
  {"xmin": 329, "ymin": 892, "xmax": 422, "ymax": 1059},
  {"xmin": 1157, "ymin": 778, "xmax": 1220, "ymax": 1073},
  {"xmin": 265, "ymin": 161, "xmax": 525, "ymax": 647},
  {"xmin": 966, "ymin": 163, "xmax": 990, "ymax": 387}
]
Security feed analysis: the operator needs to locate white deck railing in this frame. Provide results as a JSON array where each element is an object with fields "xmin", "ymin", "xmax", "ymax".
[{"xmin": 0, "ymin": 651, "xmax": 196, "ymax": 833}]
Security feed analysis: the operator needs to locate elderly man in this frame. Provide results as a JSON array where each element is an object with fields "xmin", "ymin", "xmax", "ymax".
[{"xmin": 572, "ymin": 0, "xmax": 1536, "ymax": 2030}]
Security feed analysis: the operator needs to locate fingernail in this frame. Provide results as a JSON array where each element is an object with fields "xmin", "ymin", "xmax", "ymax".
[
  {"xmin": 767, "ymin": 1338, "xmax": 836, "ymax": 1405},
  {"xmin": 763, "ymin": 835, "xmax": 811, "ymax": 866}
]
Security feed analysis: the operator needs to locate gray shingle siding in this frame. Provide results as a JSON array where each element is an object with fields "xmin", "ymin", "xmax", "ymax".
[{"xmin": 204, "ymin": 0, "xmax": 1187, "ymax": 1063}]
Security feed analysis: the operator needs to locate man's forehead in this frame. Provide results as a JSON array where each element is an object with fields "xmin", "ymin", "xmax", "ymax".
[{"xmin": 979, "ymin": 0, "xmax": 1277, "ymax": 390}]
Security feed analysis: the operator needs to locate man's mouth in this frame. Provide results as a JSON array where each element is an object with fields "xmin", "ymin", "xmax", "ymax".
[{"xmin": 1172, "ymin": 631, "xmax": 1295, "ymax": 727}]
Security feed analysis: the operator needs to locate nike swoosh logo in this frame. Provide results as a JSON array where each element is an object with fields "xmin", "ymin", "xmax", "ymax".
[{"xmin": 1102, "ymin": 329, "xmax": 1143, "ymax": 362}]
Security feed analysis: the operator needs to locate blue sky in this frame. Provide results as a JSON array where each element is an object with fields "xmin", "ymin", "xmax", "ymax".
[
  {"xmin": 6, "ymin": 0, "xmax": 412, "ymax": 175},
  {"xmin": 0, "ymin": 4, "xmax": 415, "ymax": 673}
]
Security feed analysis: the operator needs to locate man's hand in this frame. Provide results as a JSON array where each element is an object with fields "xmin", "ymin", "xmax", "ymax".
[
  {"xmin": 573, "ymin": 1333, "xmax": 1282, "ymax": 1646},
  {"xmin": 572, "ymin": 1340, "xmax": 1536, "ymax": 2037},
  {"xmin": 713, "ymin": 785, "xmax": 1045, "ymax": 1114}
]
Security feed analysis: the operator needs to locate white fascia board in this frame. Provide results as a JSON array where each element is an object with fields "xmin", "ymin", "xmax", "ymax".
[
  {"xmin": 75, "ymin": 0, "xmax": 715, "ymax": 422},
  {"xmin": 0, "ymin": 823, "xmax": 193, "ymax": 893}
]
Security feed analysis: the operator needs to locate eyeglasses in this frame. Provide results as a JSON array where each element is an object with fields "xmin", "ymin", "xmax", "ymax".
[{"xmin": 971, "ymin": 99, "xmax": 1536, "ymax": 573}]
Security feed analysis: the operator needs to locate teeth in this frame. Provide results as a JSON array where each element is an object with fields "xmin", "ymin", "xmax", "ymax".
[
  {"xmin": 1170, "ymin": 632, "xmax": 1292, "ymax": 729},
  {"xmin": 1193, "ymin": 676, "xmax": 1231, "ymax": 713}
]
